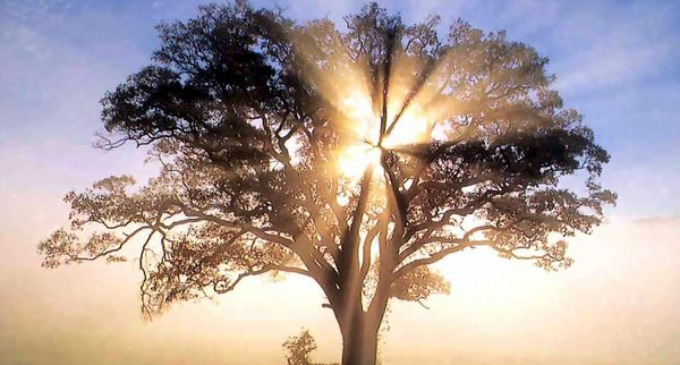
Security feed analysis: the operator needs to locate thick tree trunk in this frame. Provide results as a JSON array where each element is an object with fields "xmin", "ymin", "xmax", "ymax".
[{"xmin": 339, "ymin": 311, "xmax": 380, "ymax": 365}]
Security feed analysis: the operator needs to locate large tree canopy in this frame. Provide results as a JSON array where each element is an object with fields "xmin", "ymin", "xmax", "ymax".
[{"xmin": 39, "ymin": 2, "xmax": 615, "ymax": 364}]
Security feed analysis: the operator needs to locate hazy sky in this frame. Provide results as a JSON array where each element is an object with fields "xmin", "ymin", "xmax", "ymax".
[{"xmin": 1, "ymin": 0, "xmax": 679, "ymax": 364}]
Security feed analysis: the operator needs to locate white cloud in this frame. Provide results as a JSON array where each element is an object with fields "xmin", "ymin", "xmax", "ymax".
[{"xmin": 549, "ymin": 1, "xmax": 679, "ymax": 93}]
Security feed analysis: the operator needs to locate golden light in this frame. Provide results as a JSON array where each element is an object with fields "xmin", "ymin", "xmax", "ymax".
[
  {"xmin": 340, "ymin": 94, "xmax": 381, "ymax": 146},
  {"xmin": 337, "ymin": 144, "xmax": 382, "ymax": 180},
  {"xmin": 333, "ymin": 93, "xmax": 382, "ymax": 180},
  {"xmin": 293, "ymin": 37, "xmax": 447, "ymax": 182},
  {"xmin": 334, "ymin": 92, "xmax": 433, "ymax": 180},
  {"xmin": 381, "ymin": 103, "xmax": 432, "ymax": 149}
]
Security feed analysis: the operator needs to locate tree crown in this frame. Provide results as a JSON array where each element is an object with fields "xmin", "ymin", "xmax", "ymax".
[{"xmin": 39, "ymin": 1, "xmax": 615, "ymax": 318}]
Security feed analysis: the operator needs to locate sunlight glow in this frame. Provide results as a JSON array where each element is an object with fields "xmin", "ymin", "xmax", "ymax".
[
  {"xmin": 382, "ymin": 104, "xmax": 431, "ymax": 149},
  {"xmin": 341, "ymin": 94, "xmax": 381, "ymax": 147},
  {"xmin": 334, "ymin": 94, "xmax": 433, "ymax": 180},
  {"xmin": 337, "ymin": 144, "xmax": 382, "ymax": 180},
  {"xmin": 295, "ymin": 37, "xmax": 455, "ymax": 182}
]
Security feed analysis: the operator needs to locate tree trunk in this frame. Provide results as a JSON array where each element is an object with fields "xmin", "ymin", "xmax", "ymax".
[{"xmin": 340, "ymin": 310, "xmax": 380, "ymax": 365}]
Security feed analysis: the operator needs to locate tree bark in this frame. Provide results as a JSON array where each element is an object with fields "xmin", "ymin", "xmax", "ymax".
[{"xmin": 339, "ymin": 310, "xmax": 380, "ymax": 365}]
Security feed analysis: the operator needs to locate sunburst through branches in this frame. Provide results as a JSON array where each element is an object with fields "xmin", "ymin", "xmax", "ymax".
[{"xmin": 38, "ymin": 4, "xmax": 616, "ymax": 364}]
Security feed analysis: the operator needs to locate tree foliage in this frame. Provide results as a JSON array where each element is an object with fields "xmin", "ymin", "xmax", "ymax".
[
  {"xmin": 39, "ymin": 2, "xmax": 615, "ymax": 364},
  {"xmin": 283, "ymin": 329, "xmax": 318, "ymax": 365}
]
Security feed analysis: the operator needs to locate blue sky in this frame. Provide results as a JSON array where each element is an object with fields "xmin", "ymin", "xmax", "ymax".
[
  {"xmin": 1, "ymin": 0, "xmax": 679, "ymax": 220},
  {"xmin": 1, "ymin": 1, "xmax": 679, "ymax": 364}
]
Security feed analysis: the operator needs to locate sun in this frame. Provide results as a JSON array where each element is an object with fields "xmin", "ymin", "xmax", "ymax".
[
  {"xmin": 301, "ymin": 46, "xmax": 442, "ymax": 182},
  {"xmin": 334, "ymin": 93, "xmax": 433, "ymax": 180},
  {"xmin": 337, "ymin": 143, "xmax": 382, "ymax": 180},
  {"xmin": 333, "ymin": 94, "xmax": 382, "ymax": 180}
]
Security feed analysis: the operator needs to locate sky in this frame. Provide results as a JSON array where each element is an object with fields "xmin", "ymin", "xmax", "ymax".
[{"xmin": 0, "ymin": 0, "xmax": 679, "ymax": 364}]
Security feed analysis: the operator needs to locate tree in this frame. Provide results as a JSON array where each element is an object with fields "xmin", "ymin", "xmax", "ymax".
[
  {"xmin": 283, "ymin": 329, "xmax": 318, "ymax": 365},
  {"xmin": 38, "ymin": 2, "xmax": 616, "ymax": 365}
]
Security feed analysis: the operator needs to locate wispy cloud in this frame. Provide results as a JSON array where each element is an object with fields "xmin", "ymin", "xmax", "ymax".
[
  {"xmin": 391, "ymin": 0, "xmax": 679, "ymax": 94},
  {"xmin": 550, "ymin": 1, "xmax": 680, "ymax": 93}
]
